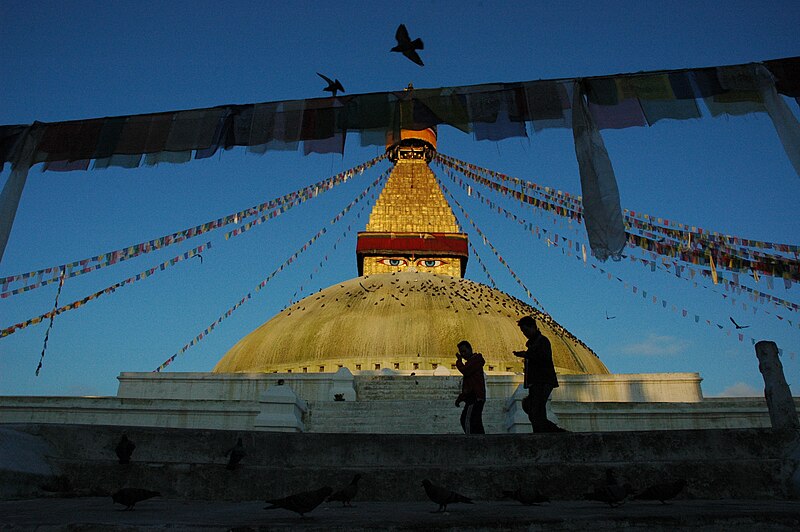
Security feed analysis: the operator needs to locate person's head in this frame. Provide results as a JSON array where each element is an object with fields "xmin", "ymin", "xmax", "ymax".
[
  {"xmin": 517, "ymin": 316, "xmax": 539, "ymax": 338},
  {"xmin": 457, "ymin": 340, "xmax": 473, "ymax": 358}
]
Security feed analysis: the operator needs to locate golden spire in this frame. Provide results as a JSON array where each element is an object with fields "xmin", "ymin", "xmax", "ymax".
[{"xmin": 356, "ymin": 127, "xmax": 468, "ymax": 277}]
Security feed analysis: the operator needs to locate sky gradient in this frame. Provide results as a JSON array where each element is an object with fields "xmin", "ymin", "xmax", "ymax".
[{"xmin": 1, "ymin": 0, "xmax": 799, "ymax": 398}]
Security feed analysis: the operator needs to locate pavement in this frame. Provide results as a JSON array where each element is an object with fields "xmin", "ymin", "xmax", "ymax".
[{"xmin": 1, "ymin": 497, "xmax": 799, "ymax": 531}]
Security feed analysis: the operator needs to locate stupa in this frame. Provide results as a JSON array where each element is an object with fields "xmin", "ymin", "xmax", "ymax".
[
  {"xmin": 214, "ymin": 127, "xmax": 609, "ymax": 378},
  {"xmin": 4, "ymin": 126, "xmax": 777, "ymax": 434}
]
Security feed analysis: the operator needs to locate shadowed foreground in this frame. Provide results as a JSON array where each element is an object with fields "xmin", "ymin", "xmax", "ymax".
[{"xmin": 1, "ymin": 497, "xmax": 799, "ymax": 530}]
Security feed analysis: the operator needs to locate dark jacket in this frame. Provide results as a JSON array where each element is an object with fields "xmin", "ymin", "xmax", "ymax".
[
  {"xmin": 521, "ymin": 334, "xmax": 558, "ymax": 389},
  {"xmin": 456, "ymin": 353, "xmax": 486, "ymax": 402}
]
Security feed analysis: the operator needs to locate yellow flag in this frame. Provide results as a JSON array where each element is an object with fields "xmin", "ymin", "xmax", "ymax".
[{"xmin": 709, "ymin": 254, "xmax": 718, "ymax": 285}]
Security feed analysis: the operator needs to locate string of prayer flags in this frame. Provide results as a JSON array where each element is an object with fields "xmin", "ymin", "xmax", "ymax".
[
  {"xmin": 468, "ymin": 240, "xmax": 497, "ymax": 289},
  {"xmin": 438, "ymin": 179, "xmax": 547, "ymax": 314},
  {"xmin": 3, "ymin": 56, "xmax": 799, "ymax": 267},
  {"xmin": 441, "ymin": 157, "xmax": 799, "ymax": 331},
  {"xmin": 35, "ymin": 268, "xmax": 65, "ymax": 376},
  {"xmin": 289, "ymin": 190, "xmax": 378, "ymax": 305},
  {"xmin": 153, "ymin": 171, "xmax": 390, "ymax": 372},
  {"xmin": 1, "ymin": 154, "xmax": 387, "ymax": 298},
  {"xmin": 1, "ymin": 242, "xmax": 211, "ymax": 339},
  {"xmin": 440, "ymin": 152, "xmax": 800, "ymax": 283},
  {"xmin": 625, "ymin": 249, "xmax": 799, "ymax": 330},
  {"xmin": 440, "ymin": 151, "xmax": 800, "ymax": 259}
]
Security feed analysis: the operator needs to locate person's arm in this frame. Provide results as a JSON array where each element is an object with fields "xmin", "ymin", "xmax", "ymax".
[{"xmin": 513, "ymin": 348, "xmax": 531, "ymax": 360}]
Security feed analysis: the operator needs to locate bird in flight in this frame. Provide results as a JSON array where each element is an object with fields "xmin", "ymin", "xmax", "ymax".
[
  {"xmin": 605, "ymin": 311, "xmax": 616, "ymax": 320},
  {"xmin": 729, "ymin": 317, "xmax": 749, "ymax": 329},
  {"xmin": 391, "ymin": 24, "xmax": 424, "ymax": 66},
  {"xmin": 317, "ymin": 72, "xmax": 345, "ymax": 97}
]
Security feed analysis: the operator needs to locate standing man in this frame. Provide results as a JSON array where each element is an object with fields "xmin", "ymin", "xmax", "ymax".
[
  {"xmin": 514, "ymin": 316, "xmax": 567, "ymax": 433},
  {"xmin": 455, "ymin": 340, "xmax": 486, "ymax": 434}
]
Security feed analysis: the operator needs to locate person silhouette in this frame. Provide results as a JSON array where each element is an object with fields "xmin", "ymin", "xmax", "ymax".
[
  {"xmin": 455, "ymin": 340, "xmax": 486, "ymax": 434},
  {"xmin": 513, "ymin": 316, "xmax": 567, "ymax": 433}
]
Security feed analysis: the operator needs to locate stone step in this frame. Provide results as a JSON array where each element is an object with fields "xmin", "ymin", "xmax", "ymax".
[
  {"xmin": 355, "ymin": 378, "xmax": 462, "ymax": 401},
  {"xmin": 4, "ymin": 424, "xmax": 795, "ymax": 502},
  {"xmin": 305, "ymin": 399, "xmax": 509, "ymax": 433}
]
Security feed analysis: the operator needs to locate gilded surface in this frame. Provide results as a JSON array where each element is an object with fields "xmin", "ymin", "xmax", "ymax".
[
  {"xmin": 214, "ymin": 272, "xmax": 609, "ymax": 376},
  {"xmin": 365, "ymin": 159, "xmax": 459, "ymax": 234},
  {"xmin": 362, "ymin": 256, "xmax": 462, "ymax": 277}
]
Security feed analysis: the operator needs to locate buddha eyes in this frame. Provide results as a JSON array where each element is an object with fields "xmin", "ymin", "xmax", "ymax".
[
  {"xmin": 378, "ymin": 258, "xmax": 408, "ymax": 266},
  {"xmin": 377, "ymin": 258, "xmax": 447, "ymax": 268}
]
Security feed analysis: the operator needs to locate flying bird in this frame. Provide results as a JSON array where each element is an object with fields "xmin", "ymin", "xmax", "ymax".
[
  {"xmin": 226, "ymin": 437, "xmax": 246, "ymax": 470},
  {"xmin": 193, "ymin": 253, "xmax": 203, "ymax": 264},
  {"xmin": 605, "ymin": 311, "xmax": 616, "ymax": 320},
  {"xmin": 112, "ymin": 488, "xmax": 160, "ymax": 510},
  {"xmin": 327, "ymin": 473, "xmax": 362, "ymax": 507},
  {"xmin": 317, "ymin": 72, "xmax": 345, "ymax": 97},
  {"xmin": 632, "ymin": 479, "xmax": 686, "ymax": 504},
  {"xmin": 421, "ymin": 479, "xmax": 473, "ymax": 513},
  {"xmin": 264, "ymin": 485, "xmax": 333, "ymax": 517},
  {"xmin": 502, "ymin": 486, "xmax": 549, "ymax": 505},
  {"xmin": 729, "ymin": 317, "xmax": 749, "ymax": 329},
  {"xmin": 391, "ymin": 24, "xmax": 424, "ymax": 66},
  {"xmin": 115, "ymin": 434, "xmax": 135, "ymax": 465}
]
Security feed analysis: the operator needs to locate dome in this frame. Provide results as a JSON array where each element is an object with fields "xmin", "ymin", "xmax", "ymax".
[{"xmin": 214, "ymin": 272, "xmax": 609, "ymax": 375}]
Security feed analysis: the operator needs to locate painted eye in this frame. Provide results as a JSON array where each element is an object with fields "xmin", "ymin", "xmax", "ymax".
[
  {"xmin": 378, "ymin": 258, "xmax": 407, "ymax": 267},
  {"xmin": 418, "ymin": 259, "xmax": 445, "ymax": 268}
]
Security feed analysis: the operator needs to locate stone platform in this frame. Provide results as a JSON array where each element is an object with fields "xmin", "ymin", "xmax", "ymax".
[
  {"xmin": 1, "ymin": 423, "xmax": 799, "ymax": 529},
  {"xmin": 2, "ymin": 424, "xmax": 799, "ymax": 501}
]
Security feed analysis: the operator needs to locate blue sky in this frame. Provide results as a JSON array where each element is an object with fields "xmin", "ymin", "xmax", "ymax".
[{"xmin": 1, "ymin": 0, "xmax": 798, "ymax": 397}]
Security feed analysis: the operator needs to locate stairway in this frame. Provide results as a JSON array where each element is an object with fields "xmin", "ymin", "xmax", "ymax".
[{"xmin": 305, "ymin": 375, "xmax": 510, "ymax": 433}]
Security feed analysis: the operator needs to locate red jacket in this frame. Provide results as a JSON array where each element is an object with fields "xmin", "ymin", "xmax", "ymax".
[{"xmin": 456, "ymin": 353, "xmax": 486, "ymax": 402}]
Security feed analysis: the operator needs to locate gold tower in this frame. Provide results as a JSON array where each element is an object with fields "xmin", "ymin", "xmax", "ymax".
[{"xmin": 357, "ymin": 128, "xmax": 469, "ymax": 277}]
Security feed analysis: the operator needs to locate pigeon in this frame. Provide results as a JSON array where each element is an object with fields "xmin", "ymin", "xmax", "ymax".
[
  {"xmin": 632, "ymin": 479, "xmax": 686, "ymax": 504},
  {"xmin": 583, "ymin": 469, "xmax": 632, "ymax": 507},
  {"xmin": 502, "ymin": 486, "xmax": 549, "ymax": 505},
  {"xmin": 115, "ymin": 434, "xmax": 135, "ymax": 465},
  {"xmin": 421, "ymin": 479, "xmax": 473, "ymax": 513},
  {"xmin": 111, "ymin": 487, "xmax": 160, "ymax": 510},
  {"xmin": 391, "ymin": 24, "xmax": 424, "ymax": 66},
  {"xmin": 264, "ymin": 486, "xmax": 333, "ymax": 516},
  {"xmin": 226, "ymin": 437, "xmax": 246, "ymax": 470},
  {"xmin": 327, "ymin": 473, "xmax": 362, "ymax": 507},
  {"xmin": 317, "ymin": 72, "xmax": 345, "ymax": 98}
]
